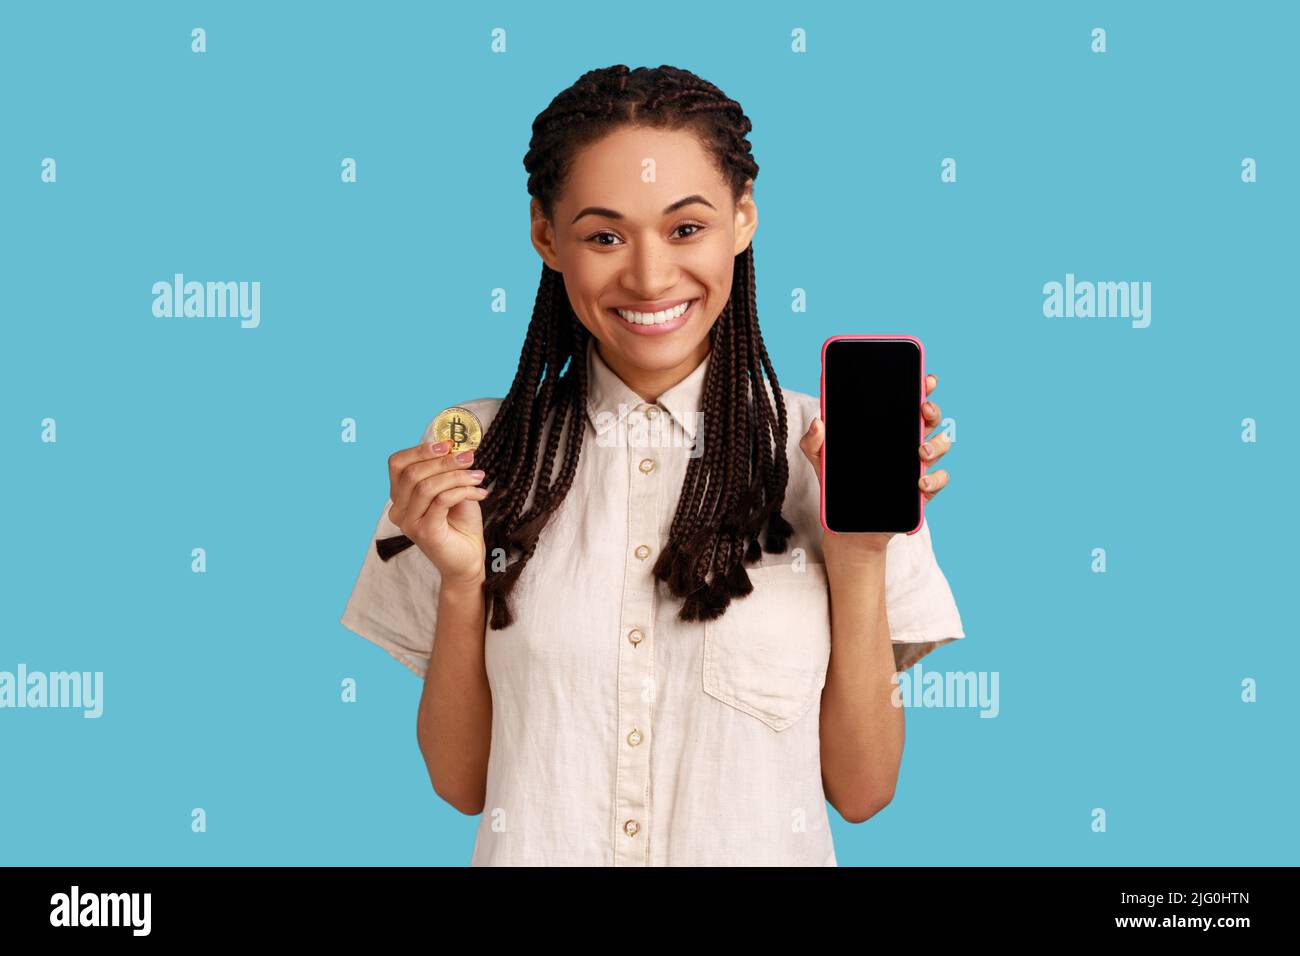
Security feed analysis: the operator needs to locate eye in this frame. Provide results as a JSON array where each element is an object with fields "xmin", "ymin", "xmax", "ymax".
[{"xmin": 584, "ymin": 223, "xmax": 707, "ymax": 246}]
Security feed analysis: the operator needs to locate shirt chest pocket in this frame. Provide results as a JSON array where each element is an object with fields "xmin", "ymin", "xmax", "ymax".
[{"xmin": 701, "ymin": 562, "xmax": 833, "ymax": 732}]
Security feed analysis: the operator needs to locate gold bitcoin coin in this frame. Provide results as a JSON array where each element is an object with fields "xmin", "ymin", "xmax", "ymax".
[{"xmin": 431, "ymin": 405, "xmax": 483, "ymax": 453}]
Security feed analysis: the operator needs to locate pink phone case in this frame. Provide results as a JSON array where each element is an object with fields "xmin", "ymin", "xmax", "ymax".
[{"xmin": 819, "ymin": 334, "xmax": 926, "ymax": 537}]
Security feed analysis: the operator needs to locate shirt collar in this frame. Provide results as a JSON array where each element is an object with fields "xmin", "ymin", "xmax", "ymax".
[{"xmin": 585, "ymin": 336, "xmax": 709, "ymax": 442}]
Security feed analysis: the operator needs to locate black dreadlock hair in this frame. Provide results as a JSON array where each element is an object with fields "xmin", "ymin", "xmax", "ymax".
[{"xmin": 392, "ymin": 65, "xmax": 796, "ymax": 630}]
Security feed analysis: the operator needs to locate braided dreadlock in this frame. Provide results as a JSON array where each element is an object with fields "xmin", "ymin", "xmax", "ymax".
[{"xmin": 477, "ymin": 64, "xmax": 793, "ymax": 630}]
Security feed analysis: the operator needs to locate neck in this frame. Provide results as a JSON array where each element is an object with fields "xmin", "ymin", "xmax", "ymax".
[{"xmin": 596, "ymin": 337, "xmax": 710, "ymax": 404}]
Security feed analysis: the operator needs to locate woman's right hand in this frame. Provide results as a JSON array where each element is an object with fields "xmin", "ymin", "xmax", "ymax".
[{"xmin": 386, "ymin": 440, "xmax": 489, "ymax": 589}]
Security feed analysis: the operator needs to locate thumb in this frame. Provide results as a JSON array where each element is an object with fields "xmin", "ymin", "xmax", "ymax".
[{"xmin": 799, "ymin": 416, "xmax": 823, "ymax": 470}]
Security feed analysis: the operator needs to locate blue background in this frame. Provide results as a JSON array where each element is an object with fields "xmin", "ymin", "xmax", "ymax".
[{"xmin": 1, "ymin": 0, "xmax": 1295, "ymax": 865}]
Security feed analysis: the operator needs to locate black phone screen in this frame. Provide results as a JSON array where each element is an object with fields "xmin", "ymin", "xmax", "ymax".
[{"xmin": 822, "ymin": 337, "xmax": 923, "ymax": 534}]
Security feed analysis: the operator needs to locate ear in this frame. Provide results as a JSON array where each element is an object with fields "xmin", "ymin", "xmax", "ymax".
[
  {"xmin": 530, "ymin": 198, "xmax": 563, "ymax": 272},
  {"xmin": 732, "ymin": 179, "xmax": 758, "ymax": 256}
]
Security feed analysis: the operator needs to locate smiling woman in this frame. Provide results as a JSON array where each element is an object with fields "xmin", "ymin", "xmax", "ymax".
[{"xmin": 341, "ymin": 64, "xmax": 965, "ymax": 866}]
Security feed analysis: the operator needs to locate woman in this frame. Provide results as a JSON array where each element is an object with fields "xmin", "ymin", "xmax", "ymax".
[{"xmin": 341, "ymin": 65, "xmax": 964, "ymax": 866}]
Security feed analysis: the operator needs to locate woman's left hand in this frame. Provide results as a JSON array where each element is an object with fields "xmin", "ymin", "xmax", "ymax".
[{"xmin": 800, "ymin": 372, "xmax": 950, "ymax": 560}]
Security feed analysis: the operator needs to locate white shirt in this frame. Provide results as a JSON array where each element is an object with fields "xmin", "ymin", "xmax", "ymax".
[{"xmin": 340, "ymin": 336, "xmax": 965, "ymax": 866}]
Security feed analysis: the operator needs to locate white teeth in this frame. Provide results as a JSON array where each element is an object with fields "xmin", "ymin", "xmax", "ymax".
[{"xmin": 614, "ymin": 300, "xmax": 692, "ymax": 325}]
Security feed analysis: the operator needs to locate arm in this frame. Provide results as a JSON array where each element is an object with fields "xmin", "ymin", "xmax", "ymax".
[
  {"xmin": 806, "ymin": 370, "xmax": 952, "ymax": 824},
  {"xmin": 416, "ymin": 581, "xmax": 492, "ymax": 816},
  {"xmin": 819, "ymin": 539, "xmax": 905, "ymax": 823}
]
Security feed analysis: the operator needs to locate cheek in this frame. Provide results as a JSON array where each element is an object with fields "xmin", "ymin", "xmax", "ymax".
[
  {"xmin": 701, "ymin": 246, "xmax": 736, "ymax": 298},
  {"xmin": 701, "ymin": 231, "xmax": 739, "ymax": 272},
  {"xmin": 560, "ymin": 258, "xmax": 611, "ymax": 302}
]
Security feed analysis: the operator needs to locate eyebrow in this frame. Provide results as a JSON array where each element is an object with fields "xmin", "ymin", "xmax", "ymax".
[{"xmin": 570, "ymin": 194, "xmax": 716, "ymax": 225}]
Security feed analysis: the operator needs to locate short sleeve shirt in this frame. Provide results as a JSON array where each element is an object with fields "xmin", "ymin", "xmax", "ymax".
[{"xmin": 340, "ymin": 336, "xmax": 965, "ymax": 866}]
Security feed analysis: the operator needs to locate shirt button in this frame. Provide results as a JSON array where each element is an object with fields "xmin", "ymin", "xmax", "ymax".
[
  {"xmin": 639, "ymin": 458, "xmax": 656, "ymax": 474},
  {"xmin": 628, "ymin": 628, "xmax": 644, "ymax": 646},
  {"xmin": 634, "ymin": 545, "xmax": 651, "ymax": 560},
  {"xmin": 646, "ymin": 405, "xmax": 661, "ymax": 418},
  {"xmin": 624, "ymin": 819, "xmax": 641, "ymax": 837},
  {"xmin": 627, "ymin": 728, "xmax": 643, "ymax": 746}
]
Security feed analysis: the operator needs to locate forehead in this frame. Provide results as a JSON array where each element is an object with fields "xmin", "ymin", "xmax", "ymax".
[{"xmin": 561, "ymin": 126, "xmax": 725, "ymax": 211}]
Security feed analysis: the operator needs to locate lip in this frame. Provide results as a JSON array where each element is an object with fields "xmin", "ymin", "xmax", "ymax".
[{"xmin": 607, "ymin": 298, "xmax": 698, "ymax": 337}]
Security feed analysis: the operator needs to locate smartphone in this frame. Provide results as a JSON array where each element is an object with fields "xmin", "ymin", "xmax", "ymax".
[{"xmin": 819, "ymin": 335, "xmax": 927, "ymax": 536}]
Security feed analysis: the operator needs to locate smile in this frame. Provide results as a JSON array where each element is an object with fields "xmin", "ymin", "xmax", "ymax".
[{"xmin": 607, "ymin": 298, "xmax": 697, "ymax": 335}]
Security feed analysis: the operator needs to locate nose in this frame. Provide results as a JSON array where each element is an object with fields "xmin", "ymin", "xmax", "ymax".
[{"xmin": 621, "ymin": 235, "xmax": 680, "ymax": 300}]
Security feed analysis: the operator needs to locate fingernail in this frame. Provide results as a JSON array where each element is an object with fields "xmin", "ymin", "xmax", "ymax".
[
  {"xmin": 920, "ymin": 476, "xmax": 930, "ymax": 489},
  {"xmin": 468, "ymin": 470, "xmax": 485, "ymax": 480},
  {"xmin": 455, "ymin": 450, "xmax": 475, "ymax": 463},
  {"xmin": 924, "ymin": 402, "xmax": 935, "ymax": 415},
  {"xmin": 430, "ymin": 441, "xmax": 449, "ymax": 454},
  {"xmin": 922, "ymin": 441, "xmax": 933, "ymax": 457}
]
